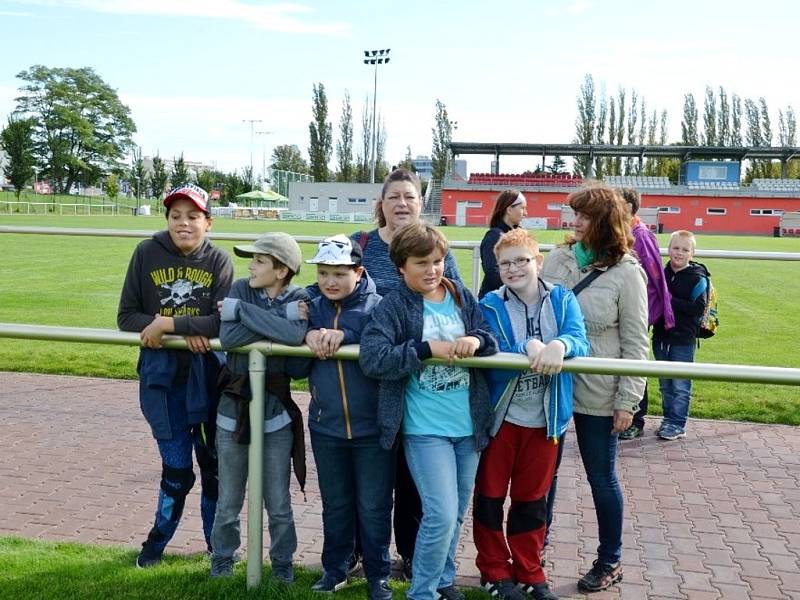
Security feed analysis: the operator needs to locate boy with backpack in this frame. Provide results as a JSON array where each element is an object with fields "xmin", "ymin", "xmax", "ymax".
[
  {"xmin": 292, "ymin": 234, "xmax": 394, "ymax": 600},
  {"xmin": 652, "ymin": 230, "xmax": 709, "ymax": 441},
  {"xmin": 209, "ymin": 232, "xmax": 309, "ymax": 582}
]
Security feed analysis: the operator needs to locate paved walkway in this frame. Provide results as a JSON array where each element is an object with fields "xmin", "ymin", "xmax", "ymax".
[{"xmin": 1, "ymin": 371, "xmax": 799, "ymax": 599}]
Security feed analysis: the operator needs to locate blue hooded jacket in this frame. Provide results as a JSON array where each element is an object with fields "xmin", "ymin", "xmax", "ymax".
[
  {"xmin": 291, "ymin": 273, "xmax": 382, "ymax": 439},
  {"xmin": 479, "ymin": 280, "xmax": 589, "ymax": 441}
]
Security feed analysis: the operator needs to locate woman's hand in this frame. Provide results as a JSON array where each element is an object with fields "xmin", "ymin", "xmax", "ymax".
[
  {"xmin": 530, "ymin": 340, "xmax": 566, "ymax": 375},
  {"xmin": 612, "ymin": 409, "xmax": 633, "ymax": 433}
]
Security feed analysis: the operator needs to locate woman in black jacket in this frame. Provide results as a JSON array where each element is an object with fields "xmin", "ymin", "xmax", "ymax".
[{"xmin": 478, "ymin": 190, "xmax": 527, "ymax": 298}]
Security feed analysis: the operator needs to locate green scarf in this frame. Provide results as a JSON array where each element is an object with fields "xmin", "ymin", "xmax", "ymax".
[{"xmin": 573, "ymin": 241, "xmax": 596, "ymax": 269}]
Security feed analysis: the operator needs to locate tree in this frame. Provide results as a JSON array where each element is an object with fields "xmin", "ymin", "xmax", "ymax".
[
  {"xmin": 106, "ymin": 173, "xmax": 119, "ymax": 202},
  {"xmin": 224, "ymin": 170, "xmax": 247, "ymax": 204},
  {"xmin": 196, "ymin": 169, "xmax": 222, "ymax": 195},
  {"xmin": 607, "ymin": 101, "xmax": 617, "ymax": 175},
  {"xmin": 731, "ymin": 94, "xmax": 743, "ymax": 146},
  {"xmin": 624, "ymin": 89, "xmax": 638, "ymax": 174},
  {"xmin": 397, "ymin": 146, "xmax": 415, "ymax": 172},
  {"xmin": 129, "ymin": 146, "xmax": 148, "ymax": 200},
  {"xmin": 547, "ymin": 155, "xmax": 567, "ymax": 174},
  {"xmin": 13, "ymin": 65, "xmax": 136, "ymax": 194},
  {"xmin": 375, "ymin": 112, "xmax": 389, "ymax": 181},
  {"xmin": 702, "ymin": 86, "xmax": 716, "ymax": 146},
  {"xmin": 150, "ymin": 154, "xmax": 168, "ymax": 199},
  {"xmin": 336, "ymin": 90, "xmax": 354, "ymax": 182},
  {"xmin": 356, "ymin": 96, "xmax": 371, "ymax": 182},
  {"xmin": 0, "ymin": 116, "xmax": 36, "ymax": 200},
  {"xmin": 242, "ymin": 165, "xmax": 255, "ymax": 192},
  {"xmin": 681, "ymin": 93, "xmax": 698, "ymax": 145},
  {"xmin": 717, "ymin": 87, "xmax": 730, "ymax": 147},
  {"xmin": 308, "ymin": 82, "xmax": 333, "ymax": 182},
  {"xmin": 573, "ymin": 74, "xmax": 596, "ymax": 176},
  {"xmin": 431, "ymin": 99, "xmax": 453, "ymax": 182},
  {"xmin": 614, "ymin": 87, "xmax": 626, "ymax": 174},
  {"xmin": 170, "ymin": 153, "xmax": 189, "ymax": 188},
  {"xmin": 759, "ymin": 98, "xmax": 772, "ymax": 147},
  {"xmin": 594, "ymin": 89, "xmax": 608, "ymax": 178},
  {"xmin": 270, "ymin": 144, "xmax": 308, "ymax": 173}
]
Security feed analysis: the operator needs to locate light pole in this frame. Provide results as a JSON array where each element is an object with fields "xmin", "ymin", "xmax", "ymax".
[
  {"xmin": 242, "ymin": 119, "xmax": 262, "ymax": 185},
  {"xmin": 255, "ymin": 130, "xmax": 273, "ymax": 188},
  {"xmin": 446, "ymin": 120, "xmax": 458, "ymax": 178},
  {"xmin": 363, "ymin": 48, "xmax": 390, "ymax": 184}
]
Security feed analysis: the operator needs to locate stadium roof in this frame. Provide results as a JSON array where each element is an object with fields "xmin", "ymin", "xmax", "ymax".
[{"xmin": 449, "ymin": 142, "xmax": 800, "ymax": 163}]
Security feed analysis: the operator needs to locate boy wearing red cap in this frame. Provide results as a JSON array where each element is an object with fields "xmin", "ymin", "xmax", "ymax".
[{"xmin": 118, "ymin": 183, "xmax": 233, "ymax": 568}]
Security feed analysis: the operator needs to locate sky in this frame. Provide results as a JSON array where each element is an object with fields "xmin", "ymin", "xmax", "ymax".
[{"xmin": 2, "ymin": 0, "xmax": 800, "ymax": 178}]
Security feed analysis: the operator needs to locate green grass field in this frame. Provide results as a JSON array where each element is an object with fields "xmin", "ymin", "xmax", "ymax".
[
  {"xmin": 1, "ymin": 213, "xmax": 799, "ymax": 424},
  {"xmin": 0, "ymin": 536, "xmax": 449, "ymax": 600}
]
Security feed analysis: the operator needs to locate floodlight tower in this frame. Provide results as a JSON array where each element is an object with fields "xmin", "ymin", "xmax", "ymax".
[
  {"xmin": 242, "ymin": 119, "xmax": 263, "ymax": 181},
  {"xmin": 363, "ymin": 48, "xmax": 390, "ymax": 184}
]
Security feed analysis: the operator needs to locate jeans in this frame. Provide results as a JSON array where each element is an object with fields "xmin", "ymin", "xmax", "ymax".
[
  {"xmin": 653, "ymin": 340, "xmax": 695, "ymax": 429},
  {"xmin": 573, "ymin": 413, "xmax": 623, "ymax": 565},
  {"xmin": 631, "ymin": 381, "xmax": 649, "ymax": 430},
  {"xmin": 149, "ymin": 382, "xmax": 217, "ymax": 554},
  {"xmin": 310, "ymin": 431, "xmax": 395, "ymax": 582},
  {"xmin": 210, "ymin": 423, "xmax": 296, "ymax": 567},
  {"xmin": 404, "ymin": 435, "xmax": 479, "ymax": 600}
]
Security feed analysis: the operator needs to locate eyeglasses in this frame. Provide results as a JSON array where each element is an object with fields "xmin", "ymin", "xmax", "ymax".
[{"xmin": 498, "ymin": 257, "xmax": 533, "ymax": 272}]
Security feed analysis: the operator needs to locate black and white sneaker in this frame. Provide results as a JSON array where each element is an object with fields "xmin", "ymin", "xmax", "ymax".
[
  {"xmin": 517, "ymin": 581, "xmax": 559, "ymax": 600},
  {"xmin": 311, "ymin": 572, "xmax": 348, "ymax": 593},
  {"xmin": 436, "ymin": 584, "xmax": 465, "ymax": 600},
  {"xmin": 482, "ymin": 579, "xmax": 527, "ymax": 600}
]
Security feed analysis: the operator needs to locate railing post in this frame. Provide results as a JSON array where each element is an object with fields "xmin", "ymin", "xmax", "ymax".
[
  {"xmin": 246, "ymin": 348, "xmax": 266, "ymax": 589},
  {"xmin": 472, "ymin": 244, "xmax": 481, "ymax": 296}
]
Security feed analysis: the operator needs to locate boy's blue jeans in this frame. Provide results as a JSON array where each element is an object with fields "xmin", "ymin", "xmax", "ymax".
[
  {"xmin": 149, "ymin": 383, "xmax": 217, "ymax": 555},
  {"xmin": 310, "ymin": 431, "xmax": 395, "ymax": 582},
  {"xmin": 653, "ymin": 340, "xmax": 695, "ymax": 429},
  {"xmin": 404, "ymin": 434, "xmax": 479, "ymax": 600},
  {"xmin": 573, "ymin": 413, "xmax": 623, "ymax": 566},
  {"xmin": 210, "ymin": 423, "xmax": 296, "ymax": 567}
]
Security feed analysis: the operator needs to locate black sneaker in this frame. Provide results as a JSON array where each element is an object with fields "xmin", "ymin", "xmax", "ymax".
[
  {"xmin": 135, "ymin": 542, "xmax": 163, "ymax": 569},
  {"xmin": 481, "ymin": 579, "xmax": 527, "ymax": 600},
  {"xmin": 311, "ymin": 572, "xmax": 348, "ymax": 593},
  {"xmin": 271, "ymin": 562, "xmax": 294, "ymax": 584},
  {"xmin": 368, "ymin": 579, "xmax": 393, "ymax": 600},
  {"xmin": 436, "ymin": 585, "xmax": 465, "ymax": 600},
  {"xmin": 577, "ymin": 560, "xmax": 623, "ymax": 592},
  {"xmin": 518, "ymin": 581, "xmax": 559, "ymax": 600},
  {"xmin": 400, "ymin": 555, "xmax": 413, "ymax": 580},
  {"xmin": 209, "ymin": 555, "xmax": 235, "ymax": 578}
]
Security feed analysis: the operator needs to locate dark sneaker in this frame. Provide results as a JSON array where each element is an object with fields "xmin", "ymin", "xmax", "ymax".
[
  {"xmin": 436, "ymin": 585, "xmax": 465, "ymax": 600},
  {"xmin": 481, "ymin": 579, "xmax": 527, "ymax": 600},
  {"xmin": 271, "ymin": 562, "xmax": 294, "ymax": 584},
  {"xmin": 518, "ymin": 581, "xmax": 559, "ymax": 600},
  {"xmin": 619, "ymin": 425, "xmax": 643, "ymax": 440},
  {"xmin": 311, "ymin": 572, "xmax": 348, "ymax": 593},
  {"xmin": 135, "ymin": 542, "xmax": 163, "ymax": 569},
  {"xmin": 209, "ymin": 555, "xmax": 235, "ymax": 578},
  {"xmin": 577, "ymin": 560, "xmax": 623, "ymax": 592},
  {"xmin": 400, "ymin": 555, "xmax": 413, "ymax": 580},
  {"xmin": 658, "ymin": 424, "xmax": 686, "ymax": 441},
  {"xmin": 347, "ymin": 552, "xmax": 362, "ymax": 576},
  {"xmin": 368, "ymin": 579, "xmax": 393, "ymax": 600}
]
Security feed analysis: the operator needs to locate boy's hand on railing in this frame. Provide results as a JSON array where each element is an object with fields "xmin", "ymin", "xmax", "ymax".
[
  {"xmin": 305, "ymin": 328, "xmax": 344, "ymax": 360},
  {"xmin": 530, "ymin": 340, "xmax": 566, "ymax": 375},
  {"xmin": 140, "ymin": 314, "xmax": 173, "ymax": 348},
  {"xmin": 185, "ymin": 335, "xmax": 211, "ymax": 354},
  {"xmin": 452, "ymin": 336, "xmax": 480, "ymax": 359}
]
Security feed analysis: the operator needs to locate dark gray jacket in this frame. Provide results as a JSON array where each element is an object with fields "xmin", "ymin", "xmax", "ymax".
[{"xmin": 359, "ymin": 278, "xmax": 498, "ymax": 450}]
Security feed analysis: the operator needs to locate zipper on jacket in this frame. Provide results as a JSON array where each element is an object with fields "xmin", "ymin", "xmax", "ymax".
[{"xmin": 333, "ymin": 303, "xmax": 353, "ymax": 439}]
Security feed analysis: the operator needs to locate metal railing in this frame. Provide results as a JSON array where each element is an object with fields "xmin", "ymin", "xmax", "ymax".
[
  {"xmin": 2, "ymin": 322, "xmax": 800, "ymax": 588},
  {"xmin": 2, "ymin": 226, "xmax": 800, "ymax": 298}
]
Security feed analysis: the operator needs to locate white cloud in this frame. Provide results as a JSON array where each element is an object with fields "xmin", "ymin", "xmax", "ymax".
[{"xmin": 22, "ymin": 0, "xmax": 350, "ymax": 35}]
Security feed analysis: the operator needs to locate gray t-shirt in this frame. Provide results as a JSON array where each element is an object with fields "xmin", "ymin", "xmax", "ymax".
[{"xmin": 504, "ymin": 289, "xmax": 551, "ymax": 428}]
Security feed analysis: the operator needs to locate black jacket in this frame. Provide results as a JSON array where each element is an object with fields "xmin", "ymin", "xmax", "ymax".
[{"xmin": 653, "ymin": 261, "xmax": 707, "ymax": 345}]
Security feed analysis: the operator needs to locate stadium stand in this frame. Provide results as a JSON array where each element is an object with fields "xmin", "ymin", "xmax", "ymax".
[
  {"xmin": 467, "ymin": 173, "xmax": 582, "ymax": 187},
  {"xmin": 686, "ymin": 181, "xmax": 740, "ymax": 190},
  {"xmin": 604, "ymin": 175, "xmax": 671, "ymax": 189},
  {"xmin": 752, "ymin": 178, "xmax": 800, "ymax": 192}
]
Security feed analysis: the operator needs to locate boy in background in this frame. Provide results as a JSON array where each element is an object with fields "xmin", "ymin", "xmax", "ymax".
[
  {"xmin": 652, "ymin": 230, "xmax": 707, "ymax": 441},
  {"xmin": 210, "ymin": 232, "xmax": 309, "ymax": 582}
]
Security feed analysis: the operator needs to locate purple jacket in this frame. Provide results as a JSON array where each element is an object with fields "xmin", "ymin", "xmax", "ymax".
[{"xmin": 632, "ymin": 220, "xmax": 675, "ymax": 329}]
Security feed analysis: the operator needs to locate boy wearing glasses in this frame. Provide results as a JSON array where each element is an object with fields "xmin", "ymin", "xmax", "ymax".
[{"xmin": 475, "ymin": 229, "xmax": 589, "ymax": 600}]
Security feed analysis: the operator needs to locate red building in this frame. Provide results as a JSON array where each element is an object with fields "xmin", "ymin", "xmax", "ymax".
[{"xmin": 441, "ymin": 180, "xmax": 800, "ymax": 235}]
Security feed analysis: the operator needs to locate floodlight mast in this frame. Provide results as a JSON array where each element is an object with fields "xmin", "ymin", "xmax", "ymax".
[{"xmin": 363, "ymin": 48, "xmax": 390, "ymax": 184}]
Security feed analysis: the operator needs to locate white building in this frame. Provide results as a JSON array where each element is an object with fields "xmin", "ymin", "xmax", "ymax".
[{"xmin": 286, "ymin": 182, "xmax": 383, "ymax": 222}]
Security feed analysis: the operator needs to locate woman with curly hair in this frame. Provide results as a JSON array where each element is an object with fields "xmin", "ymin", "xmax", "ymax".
[{"xmin": 541, "ymin": 183, "xmax": 649, "ymax": 593}]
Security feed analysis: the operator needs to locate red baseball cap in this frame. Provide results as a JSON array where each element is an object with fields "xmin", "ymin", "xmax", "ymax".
[{"xmin": 163, "ymin": 183, "xmax": 209, "ymax": 213}]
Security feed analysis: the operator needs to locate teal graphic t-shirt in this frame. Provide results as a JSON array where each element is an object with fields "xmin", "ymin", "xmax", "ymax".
[{"xmin": 403, "ymin": 290, "xmax": 473, "ymax": 436}]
